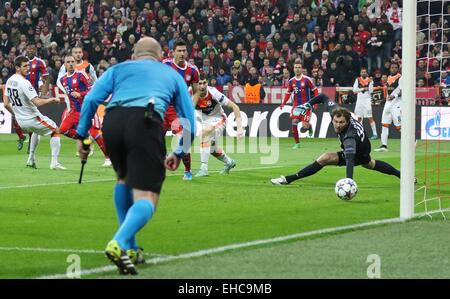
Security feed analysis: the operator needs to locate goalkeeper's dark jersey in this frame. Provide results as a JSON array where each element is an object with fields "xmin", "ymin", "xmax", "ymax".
[{"xmin": 338, "ymin": 117, "xmax": 371, "ymax": 157}]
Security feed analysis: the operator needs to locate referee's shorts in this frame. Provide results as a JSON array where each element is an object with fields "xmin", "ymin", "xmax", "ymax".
[{"xmin": 102, "ymin": 107, "xmax": 166, "ymax": 193}]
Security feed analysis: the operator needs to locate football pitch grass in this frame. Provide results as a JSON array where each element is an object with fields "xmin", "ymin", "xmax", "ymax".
[{"xmin": 0, "ymin": 134, "xmax": 448, "ymax": 279}]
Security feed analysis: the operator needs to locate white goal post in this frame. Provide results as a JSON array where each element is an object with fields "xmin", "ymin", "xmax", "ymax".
[{"xmin": 400, "ymin": 0, "xmax": 417, "ymax": 219}]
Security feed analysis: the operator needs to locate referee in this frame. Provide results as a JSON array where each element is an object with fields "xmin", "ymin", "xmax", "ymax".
[{"xmin": 75, "ymin": 37, "xmax": 196, "ymax": 275}]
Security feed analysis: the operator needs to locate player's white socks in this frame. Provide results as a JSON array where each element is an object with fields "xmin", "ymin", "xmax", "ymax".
[
  {"xmin": 370, "ymin": 122, "xmax": 377, "ymax": 137},
  {"xmin": 200, "ymin": 145, "xmax": 210, "ymax": 170},
  {"xmin": 381, "ymin": 126, "xmax": 389, "ymax": 146},
  {"xmin": 28, "ymin": 133, "xmax": 40, "ymax": 162},
  {"xmin": 215, "ymin": 152, "xmax": 231, "ymax": 164},
  {"xmin": 50, "ymin": 136, "xmax": 61, "ymax": 166}
]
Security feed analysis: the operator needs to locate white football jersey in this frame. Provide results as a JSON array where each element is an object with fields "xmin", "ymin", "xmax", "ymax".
[
  {"xmin": 195, "ymin": 87, "xmax": 229, "ymax": 119},
  {"xmin": 5, "ymin": 74, "xmax": 40, "ymax": 121}
]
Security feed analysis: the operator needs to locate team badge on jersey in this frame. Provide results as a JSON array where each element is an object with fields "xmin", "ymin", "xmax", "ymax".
[{"xmin": 186, "ymin": 74, "xmax": 191, "ymax": 81}]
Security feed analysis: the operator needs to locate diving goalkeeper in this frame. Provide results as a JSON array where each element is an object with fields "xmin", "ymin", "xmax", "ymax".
[{"xmin": 270, "ymin": 94, "xmax": 401, "ymax": 185}]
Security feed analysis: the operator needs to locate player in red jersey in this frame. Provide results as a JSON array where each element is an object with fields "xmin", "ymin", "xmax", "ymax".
[
  {"xmin": 162, "ymin": 39, "xmax": 199, "ymax": 180},
  {"xmin": 58, "ymin": 55, "xmax": 110, "ymax": 167},
  {"xmin": 279, "ymin": 60, "xmax": 318, "ymax": 149}
]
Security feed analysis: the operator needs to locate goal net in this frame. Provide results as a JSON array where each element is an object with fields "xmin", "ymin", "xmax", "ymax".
[{"xmin": 414, "ymin": 0, "xmax": 450, "ymax": 219}]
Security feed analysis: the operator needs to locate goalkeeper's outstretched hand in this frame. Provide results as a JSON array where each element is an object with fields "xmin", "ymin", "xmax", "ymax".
[{"xmin": 292, "ymin": 103, "xmax": 312, "ymax": 117}]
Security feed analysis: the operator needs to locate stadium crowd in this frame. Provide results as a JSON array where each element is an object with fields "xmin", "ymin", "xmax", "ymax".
[{"xmin": 0, "ymin": 0, "xmax": 449, "ymax": 90}]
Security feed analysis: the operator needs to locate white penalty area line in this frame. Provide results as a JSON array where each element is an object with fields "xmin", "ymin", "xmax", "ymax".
[
  {"xmin": 0, "ymin": 246, "xmax": 170, "ymax": 258},
  {"xmin": 36, "ymin": 209, "xmax": 447, "ymax": 279},
  {"xmin": 0, "ymin": 165, "xmax": 284, "ymax": 190}
]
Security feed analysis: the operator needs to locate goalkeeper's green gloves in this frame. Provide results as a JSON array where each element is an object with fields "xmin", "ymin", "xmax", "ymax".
[{"xmin": 292, "ymin": 103, "xmax": 312, "ymax": 117}]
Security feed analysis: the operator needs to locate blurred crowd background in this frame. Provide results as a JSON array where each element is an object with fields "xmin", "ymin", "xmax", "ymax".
[{"xmin": 0, "ymin": 0, "xmax": 449, "ymax": 89}]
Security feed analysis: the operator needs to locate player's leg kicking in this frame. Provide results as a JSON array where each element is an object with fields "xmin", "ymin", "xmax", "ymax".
[
  {"xmin": 60, "ymin": 110, "xmax": 111, "ymax": 166},
  {"xmin": 291, "ymin": 109, "xmax": 313, "ymax": 149}
]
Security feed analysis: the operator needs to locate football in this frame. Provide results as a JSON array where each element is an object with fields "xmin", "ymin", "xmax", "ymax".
[{"xmin": 335, "ymin": 178, "xmax": 358, "ymax": 200}]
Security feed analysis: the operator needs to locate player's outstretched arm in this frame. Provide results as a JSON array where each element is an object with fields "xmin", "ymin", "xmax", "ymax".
[
  {"xmin": 342, "ymin": 137, "xmax": 356, "ymax": 179},
  {"xmin": 226, "ymin": 100, "xmax": 244, "ymax": 137},
  {"xmin": 31, "ymin": 96, "xmax": 59, "ymax": 107}
]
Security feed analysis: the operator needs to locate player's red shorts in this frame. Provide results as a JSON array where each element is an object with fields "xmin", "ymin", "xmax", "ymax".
[
  {"xmin": 290, "ymin": 108, "xmax": 312, "ymax": 122},
  {"xmin": 163, "ymin": 105, "xmax": 183, "ymax": 134},
  {"xmin": 60, "ymin": 109, "xmax": 80, "ymax": 135}
]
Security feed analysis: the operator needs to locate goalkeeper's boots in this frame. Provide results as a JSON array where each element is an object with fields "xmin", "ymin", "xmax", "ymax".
[
  {"xmin": 127, "ymin": 247, "xmax": 146, "ymax": 266},
  {"xmin": 374, "ymin": 145, "xmax": 388, "ymax": 152},
  {"xmin": 270, "ymin": 175, "xmax": 289, "ymax": 185},
  {"xmin": 220, "ymin": 159, "xmax": 236, "ymax": 174},
  {"xmin": 308, "ymin": 126, "xmax": 313, "ymax": 137},
  {"xmin": 105, "ymin": 240, "xmax": 138, "ymax": 275}
]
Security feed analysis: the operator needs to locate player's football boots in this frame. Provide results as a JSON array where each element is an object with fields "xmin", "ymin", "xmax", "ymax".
[
  {"xmin": 127, "ymin": 247, "xmax": 146, "ymax": 266},
  {"xmin": 369, "ymin": 135, "xmax": 378, "ymax": 140},
  {"xmin": 270, "ymin": 175, "xmax": 289, "ymax": 185},
  {"xmin": 26, "ymin": 160, "xmax": 37, "ymax": 169},
  {"xmin": 50, "ymin": 163, "xmax": 67, "ymax": 170},
  {"xmin": 105, "ymin": 240, "xmax": 138, "ymax": 275},
  {"xmin": 220, "ymin": 160, "xmax": 236, "ymax": 174},
  {"xmin": 102, "ymin": 159, "xmax": 112, "ymax": 167},
  {"xmin": 374, "ymin": 145, "xmax": 388, "ymax": 152},
  {"xmin": 17, "ymin": 136, "xmax": 26, "ymax": 151},
  {"xmin": 292, "ymin": 143, "xmax": 301, "ymax": 149},
  {"xmin": 195, "ymin": 168, "xmax": 208, "ymax": 177},
  {"xmin": 183, "ymin": 171, "xmax": 193, "ymax": 181}
]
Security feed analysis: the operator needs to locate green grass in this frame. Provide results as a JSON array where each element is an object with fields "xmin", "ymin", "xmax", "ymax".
[{"xmin": 0, "ymin": 134, "xmax": 448, "ymax": 278}]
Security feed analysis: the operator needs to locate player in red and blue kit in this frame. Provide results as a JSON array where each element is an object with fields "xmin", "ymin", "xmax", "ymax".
[
  {"xmin": 279, "ymin": 60, "xmax": 318, "ymax": 149},
  {"xmin": 26, "ymin": 44, "xmax": 49, "ymax": 94},
  {"xmin": 58, "ymin": 55, "xmax": 110, "ymax": 166},
  {"xmin": 162, "ymin": 39, "xmax": 199, "ymax": 180}
]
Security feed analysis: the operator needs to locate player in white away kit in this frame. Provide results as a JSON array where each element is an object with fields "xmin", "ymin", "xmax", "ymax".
[
  {"xmin": 352, "ymin": 67, "xmax": 378, "ymax": 139},
  {"xmin": 374, "ymin": 63, "xmax": 402, "ymax": 152},
  {"xmin": 193, "ymin": 73, "xmax": 244, "ymax": 176},
  {"xmin": 4, "ymin": 56, "xmax": 65, "ymax": 169}
]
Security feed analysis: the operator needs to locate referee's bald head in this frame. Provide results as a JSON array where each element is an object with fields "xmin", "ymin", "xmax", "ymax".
[{"xmin": 133, "ymin": 37, "xmax": 162, "ymax": 61}]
